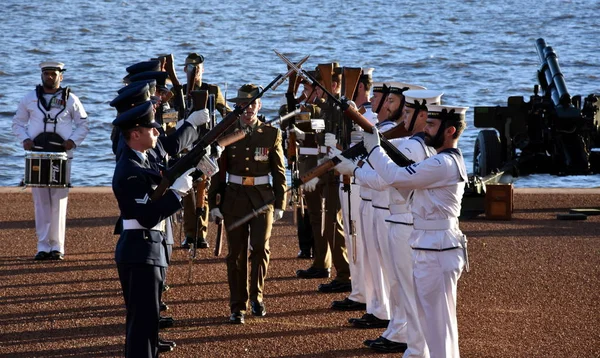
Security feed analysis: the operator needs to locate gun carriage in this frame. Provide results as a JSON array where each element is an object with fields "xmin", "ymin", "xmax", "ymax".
[{"xmin": 472, "ymin": 38, "xmax": 600, "ymax": 178}]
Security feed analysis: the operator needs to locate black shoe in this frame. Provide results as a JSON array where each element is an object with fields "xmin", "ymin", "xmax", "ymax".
[
  {"xmin": 181, "ymin": 237, "xmax": 192, "ymax": 249},
  {"xmin": 158, "ymin": 340, "xmax": 174, "ymax": 353},
  {"xmin": 159, "ymin": 316, "xmax": 174, "ymax": 329},
  {"xmin": 369, "ymin": 337, "xmax": 408, "ymax": 353},
  {"xmin": 159, "ymin": 338, "xmax": 176, "ymax": 348},
  {"xmin": 160, "ymin": 301, "xmax": 169, "ymax": 312},
  {"xmin": 50, "ymin": 250, "xmax": 64, "ymax": 260},
  {"xmin": 250, "ymin": 301, "xmax": 266, "ymax": 317},
  {"xmin": 352, "ymin": 314, "xmax": 389, "ymax": 329},
  {"xmin": 331, "ymin": 297, "xmax": 366, "ymax": 311},
  {"xmin": 318, "ymin": 280, "xmax": 352, "ymax": 293},
  {"xmin": 34, "ymin": 251, "xmax": 51, "ymax": 260},
  {"xmin": 296, "ymin": 267, "xmax": 330, "ymax": 279},
  {"xmin": 363, "ymin": 336, "xmax": 386, "ymax": 347},
  {"xmin": 297, "ymin": 250, "xmax": 313, "ymax": 259},
  {"xmin": 197, "ymin": 237, "xmax": 209, "ymax": 249},
  {"xmin": 230, "ymin": 311, "xmax": 244, "ymax": 324},
  {"xmin": 349, "ymin": 313, "xmax": 374, "ymax": 324}
]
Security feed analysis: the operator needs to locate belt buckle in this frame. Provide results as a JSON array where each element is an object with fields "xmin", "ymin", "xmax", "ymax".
[{"xmin": 242, "ymin": 176, "xmax": 254, "ymax": 185}]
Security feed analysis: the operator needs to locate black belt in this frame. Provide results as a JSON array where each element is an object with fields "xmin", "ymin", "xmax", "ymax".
[
  {"xmin": 361, "ymin": 198, "xmax": 372, "ymax": 202},
  {"xmin": 385, "ymin": 220, "xmax": 413, "ymax": 225},
  {"xmin": 411, "ymin": 246, "xmax": 461, "ymax": 252},
  {"xmin": 372, "ymin": 205, "xmax": 389, "ymax": 210}
]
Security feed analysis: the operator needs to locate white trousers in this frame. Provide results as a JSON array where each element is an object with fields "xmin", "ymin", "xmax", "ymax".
[
  {"xmin": 32, "ymin": 187, "xmax": 69, "ymax": 254},
  {"xmin": 362, "ymin": 204, "xmax": 390, "ymax": 320},
  {"xmin": 413, "ymin": 249, "xmax": 464, "ymax": 358},
  {"xmin": 382, "ymin": 219, "xmax": 429, "ymax": 357},
  {"xmin": 339, "ymin": 183, "xmax": 365, "ymax": 304}
]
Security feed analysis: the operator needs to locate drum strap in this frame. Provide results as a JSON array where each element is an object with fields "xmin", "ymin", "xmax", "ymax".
[{"xmin": 35, "ymin": 85, "xmax": 71, "ymax": 134}]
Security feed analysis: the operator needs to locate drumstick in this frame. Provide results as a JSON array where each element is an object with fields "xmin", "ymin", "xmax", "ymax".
[
  {"xmin": 33, "ymin": 145, "xmax": 44, "ymax": 149},
  {"xmin": 49, "ymin": 141, "xmax": 63, "ymax": 146}
]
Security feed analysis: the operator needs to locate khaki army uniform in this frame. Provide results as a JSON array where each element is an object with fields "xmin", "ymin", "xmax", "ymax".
[
  {"xmin": 183, "ymin": 81, "xmax": 231, "ymax": 243},
  {"xmin": 302, "ymin": 100, "xmax": 350, "ymax": 282},
  {"xmin": 208, "ymin": 119, "xmax": 286, "ymax": 313}
]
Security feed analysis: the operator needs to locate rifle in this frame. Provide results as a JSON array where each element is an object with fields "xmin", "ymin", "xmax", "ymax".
[
  {"xmin": 297, "ymin": 124, "xmax": 413, "ymax": 193},
  {"xmin": 164, "ymin": 54, "xmax": 186, "ymax": 121},
  {"xmin": 340, "ymin": 66, "xmax": 362, "ymax": 263},
  {"xmin": 189, "ymin": 89, "xmax": 209, "ymax": 263},
  {"xmin": 208, "ymin": 93, "xmax": 217, "ymax": 129},
  {"xmin": 150, "ymin": 72, "xmax": 286, "ymax": 202},
  {"xmin": 271, "ymin": 55, "xmax": 310, "ymax": 91},
  {"xmin": 275, "ymin": 50, "xmax": 414, "ymax": 169},
  {"xmin": 285, "ymin": 61, "xmax": 304, "ymax": 226}
]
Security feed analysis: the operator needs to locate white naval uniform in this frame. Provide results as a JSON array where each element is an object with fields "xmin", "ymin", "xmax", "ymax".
[
  {"xmin": 358, "ymin": 134, "xmax": 435, "ymax": 357},
  {"xmin": 12, "ymin": 88, "xmax": 89, "ymax": 255},
  {"xmin": 337, "ymin": 107, "xmax": 375, "ymax": 306},
  {"xmin": 368, "ymin": 144, "xmax": 467, "ymax": 358}
]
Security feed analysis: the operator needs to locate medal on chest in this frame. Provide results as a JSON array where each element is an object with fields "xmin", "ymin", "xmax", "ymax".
[{"xmin": 254, "ymin": 147, "xmax": 269, "ymax": 161}]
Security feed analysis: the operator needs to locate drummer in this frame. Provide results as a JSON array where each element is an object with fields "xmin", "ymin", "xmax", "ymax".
[{"xmin": 12, "ymin": 61, "xmax": 89, "ymax": 260}]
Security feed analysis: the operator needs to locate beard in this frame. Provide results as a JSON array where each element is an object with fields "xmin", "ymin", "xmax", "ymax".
[
  {"xmin": 424, "ymin": 132, "xmax": 444, "ymax": 149},
  {"xmin": 386, "ymin": 106, "xmax": 403, "ymax": 122},
  {"xmin": 43, "ymin": 78, "xmax": 60, "ymax": 91}
]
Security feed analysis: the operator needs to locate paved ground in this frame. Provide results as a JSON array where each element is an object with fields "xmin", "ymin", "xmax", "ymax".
[{"xmin": 0, "ymin": 187, "xmax": 598, "ymax": 357}]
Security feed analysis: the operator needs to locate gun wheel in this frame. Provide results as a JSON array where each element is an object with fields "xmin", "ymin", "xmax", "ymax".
[{"xmin": 473, "ymin": 129, "xmax": 502, "ymax": 176}]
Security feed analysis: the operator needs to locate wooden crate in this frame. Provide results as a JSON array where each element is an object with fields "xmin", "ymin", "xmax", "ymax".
[{"xmin": 485, "ymin": 183, "xmax": 513, "ymax": 220}]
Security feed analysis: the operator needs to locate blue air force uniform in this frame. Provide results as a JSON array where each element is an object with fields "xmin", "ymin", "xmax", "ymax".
[{"xmin": 112, "ymin": 102, "xmax": 195, "ymax": 358}]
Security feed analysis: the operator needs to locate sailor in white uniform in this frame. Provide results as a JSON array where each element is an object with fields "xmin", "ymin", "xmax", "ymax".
[
  {"xmin": 357, "ymin": 104, "xmax": 469, "ymax": 358},
  {"xmin": 12, "ymin": 61, "xmax": 89, "ymax": 260},
  {"xmin": 338, "ymin": 90, "xmax": 443, "ymax": 356}
]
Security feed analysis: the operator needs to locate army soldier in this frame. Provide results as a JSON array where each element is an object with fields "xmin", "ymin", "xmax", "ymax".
[
  {"xmin": 291, "ymin": 63, "xmax": 351, "ymax": 293},
  {"xmin": 208, "ymin": 84, "xmax": 286, "ymax": 324},
  {"xmin": 12, "ymin": 61, "xmax": 89, "ymax": 261},
  {"xmin": 181, "ymin": 52, "xmax": 232, "ymax": 250}
]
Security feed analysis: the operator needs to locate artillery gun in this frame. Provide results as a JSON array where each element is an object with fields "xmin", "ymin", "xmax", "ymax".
[
  {"xmin": 472, "ymin": 38, "xmax": 600, "ymax": 177},
  {"xmin": 461, "ymin": 38, "xmax": 599, "ymax": 219}
]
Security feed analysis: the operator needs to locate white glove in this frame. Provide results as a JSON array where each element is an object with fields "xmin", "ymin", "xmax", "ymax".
[
  {"xmin": 324, "ymin": 132, "xmax": 337, "ymax": 148},
  {"xmin": 209, "ymin": 208, "xmax": 224, "ymax": 222},
  {"xmin": 288, "ymin": 125, "xmax": 305, "ymax": 141},
  {"xmin": 327, "ymin": 146, "xmax": 342, "ymax": 158},
  {"xmin": 303, "ymin": 177, "xmax": 319, "ymax": 192},
  {"xmin": 363, "ymin": 127, "xmax": 381, "ymax": 153},
  {"xmin": 186, "ymin": 109, "xmax": 210, "ymax": 128},
  {"xmin": 346, "ymin": 100, "xmax": 358, "ymax": 110},
  {"xmin": 211, "ymin": 144, "xmax": 224, "ymax": 159},
  {"xmin": 273, "ymin": 208, "xmax": 284, "ymax": 221},
  {"xmin": 350, "ymin": 130, "xmax": 364, "ymax": 144},
  {"xmin": 170, "ymin": 168, "xmax": 196, "ymax": 195},
  {"xmin": 334, "ymin": 155, "xmax": 358, "ymax": 176}
]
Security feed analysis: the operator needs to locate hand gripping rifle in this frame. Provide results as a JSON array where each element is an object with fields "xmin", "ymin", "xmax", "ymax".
[
  {"xmin": 164, "ymin": 54, "xmax": 186, "ymax": 121},
  {"xmin": 275, "ymin": 50, "xmax": 414, "ymax": 169},
  {"xmin": 226, "ymin": 124, "xmax": 414, "ymax": 232},
  {"xmin": 150, "ymin": 72, "xmax": 286, "ymax": 203}
]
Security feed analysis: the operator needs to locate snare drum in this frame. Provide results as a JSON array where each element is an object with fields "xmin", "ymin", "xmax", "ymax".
[{"xmin": 24, "ymin": 151, "xmax": 69, "ymax": 187}]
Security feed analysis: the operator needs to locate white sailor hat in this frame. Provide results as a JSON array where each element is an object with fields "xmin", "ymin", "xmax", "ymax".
[
  {"xmin": 39, "ymin": 61, "xmax": 65, "ymax": 72},
  {"xmin": 403, "ymin": 90, "xmax": 444, "ymax": 108},
  {"xmin": 427, "ymin": 104, "xmax": 469, "ymax": 121},
  {"xmin": 387, "ymin": 81, "xmax": 426, "ymax": 95},
  {"xmin": 360, "ymin": 68, "xmax": 374, "ymax": 79}
]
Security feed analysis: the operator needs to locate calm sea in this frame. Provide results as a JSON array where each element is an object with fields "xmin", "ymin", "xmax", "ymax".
[{"xmin": 1, "ymin": 0, "xmax": 599, "ymax": 188}]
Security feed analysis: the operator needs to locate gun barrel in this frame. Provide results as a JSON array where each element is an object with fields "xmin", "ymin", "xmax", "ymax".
[{"xmin": 535, "ymin": 38, "xmax": 571, "ymax": 107}]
